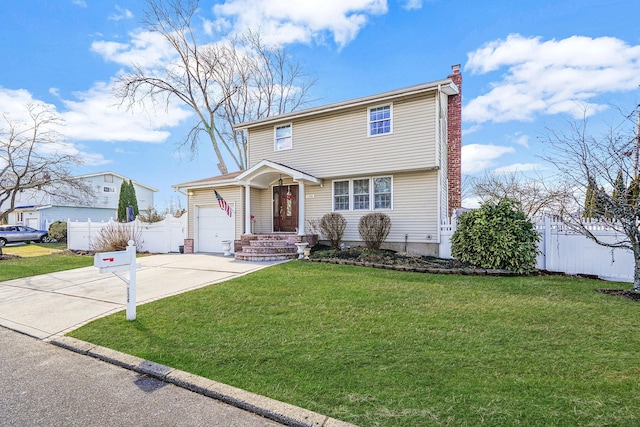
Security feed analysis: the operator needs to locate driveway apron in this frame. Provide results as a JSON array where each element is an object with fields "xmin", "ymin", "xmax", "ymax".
[{"xmin": 0, "ymin": 253, "xmax": 281, "ymax": 339}]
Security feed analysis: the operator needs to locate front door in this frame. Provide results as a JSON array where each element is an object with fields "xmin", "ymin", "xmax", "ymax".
[{"xmin": 273, "ymin": 184, "xmax": 298, "ymax": 232}]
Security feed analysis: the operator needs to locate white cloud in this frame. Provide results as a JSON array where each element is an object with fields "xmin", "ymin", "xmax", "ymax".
[
  {"xmin": 72, "ymin": 0, "xmax": 87, "ymax": 8},
  {"xmin": 492, "ymin": 163, "xmax": 544, "ymax": 174},
  {"xmin": 109, "ymin": 5, "xmax": 133, "ymax": 21},
  {"xmin": 212, "ymin": 0, "xmax": 388, "ymax": 47},
  {"xmin": 402, "ymin": 0, "xmax": 423, "ymax": 10},
  {"xmin": 91, "ymin": 31, "xmax": 177, "ymax": 68},
  {"xmin": 511, "ymin": 132, "xmax": 529, "ymax": 148},
  {"xmin": 0, "ymin": 88, "xmax": 110, "ymax": 166},
  {"xmin": 0, "ymin": 87, "xmax": 48, "ymax": 119},
  {"xmin": 462, "ymin": 143, "xmax": 515, "ymax": 174},
  {"xmin": 58, "ymin": 81, "xmax": 193, "ymax": 143},
  {"xmin": 464, "ymin": 34, "xmax": 640, "ymax": 123}
]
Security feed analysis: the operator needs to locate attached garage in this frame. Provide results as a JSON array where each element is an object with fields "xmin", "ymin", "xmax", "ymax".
[{"xmin": 195, "ymin": 204, "xmax": 235, "ymax": 253}]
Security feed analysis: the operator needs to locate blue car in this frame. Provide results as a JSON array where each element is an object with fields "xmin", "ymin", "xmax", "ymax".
[{"xmin": 0, "ymin": 225, "xmax": 49, "ymax": 246}]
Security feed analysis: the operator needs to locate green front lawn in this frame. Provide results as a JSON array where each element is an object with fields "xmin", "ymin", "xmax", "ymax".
[
  {"xmin": 68, "ymin": 262, "xmax": 640, "ymax": 426},
  {"xmin": 0, "ymin": 243, "xmax": 93, "ymax": 281}
]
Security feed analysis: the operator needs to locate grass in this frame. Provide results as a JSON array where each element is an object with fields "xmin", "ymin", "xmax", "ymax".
[
  {"xmin": 0, "ymin": 243, "xmax": 93, "ymax": 281},
  {"xmin": 68, "ymin": 262, "xmax": 640, "ymax": 426},
  {"xmin": 2, "ymin": 241, "xmax": 67, "ymax": 257}
]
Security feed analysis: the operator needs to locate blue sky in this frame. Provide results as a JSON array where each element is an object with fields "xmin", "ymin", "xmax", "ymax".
[{"xmin": 2, "ymin": 0, "xmax": 640, "ymax": 209}]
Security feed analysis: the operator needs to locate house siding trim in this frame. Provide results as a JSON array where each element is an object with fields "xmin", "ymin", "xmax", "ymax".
[{"xmin": 235, "ymin": 79, "xmax": 458, "ymax": 131}]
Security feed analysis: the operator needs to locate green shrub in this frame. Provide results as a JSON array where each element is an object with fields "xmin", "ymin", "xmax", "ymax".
[
  {"xmin": 358, "ymin": 212, "xmax": 391, "ymax": 250},
  {"xmin": 451, "ymin": 198, "xmax": 540, "ymax": 274},
  {"xmin": 48, "ymin": 221, "xmax": 67, "ymax": 242},
  {"xmin": 319, "ymin": 213, "xmax": 347, "ymax": 250}
]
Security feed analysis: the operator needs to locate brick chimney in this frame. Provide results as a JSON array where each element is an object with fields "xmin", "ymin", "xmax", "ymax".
[{"xmin": 447, "ymin": 64, "xmax": 462, "ymax": 216}]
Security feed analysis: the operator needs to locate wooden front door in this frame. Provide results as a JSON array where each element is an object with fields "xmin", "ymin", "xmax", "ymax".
[{"xmin": 273, "ymin": 184, "xmax": 298, "ymax": 232}]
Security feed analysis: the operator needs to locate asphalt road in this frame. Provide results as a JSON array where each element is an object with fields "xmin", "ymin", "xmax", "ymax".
[{"xmin": 0, "ymin": 327, "xmax": 283, "ymax": 427}]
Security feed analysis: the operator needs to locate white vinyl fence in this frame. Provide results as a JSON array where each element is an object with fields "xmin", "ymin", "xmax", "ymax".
[
  {"xmin": 440, "ymin": 216, "xmax": 635, "ymax": 283},
  {"xmin": 63, "ymin": 214, "xmax": 187, "ymax": 254}
]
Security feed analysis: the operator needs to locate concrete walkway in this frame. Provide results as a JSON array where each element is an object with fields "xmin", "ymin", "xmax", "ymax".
[{"xmin": 0, "ymin": 253, "xmax": 278, "ymax": 339}]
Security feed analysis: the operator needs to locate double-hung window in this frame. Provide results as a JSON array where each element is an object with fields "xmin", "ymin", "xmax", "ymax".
[
  {"xmin": 333, "ymin": 181, "xmax": 349, "ymax": 211},
  {"xmin": 275, "ymin": 124, "xmax": 292, "ymax": 151},
  {"xmin": 353, "ymin": 179, "xmax": 370, "ymax": 210},
  {"xmin": 373, "ymin": 177, "xmax": 392, "ymax": 209},
  {"xmin": 333, "ymin": 177, "xmax": 392, "ymax": 211},
  {"xmin": 368, "ymin": 105, "xmax": 392, "ymax": 136}
]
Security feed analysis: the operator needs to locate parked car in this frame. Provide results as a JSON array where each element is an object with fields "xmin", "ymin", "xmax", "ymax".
[{"xmin": 0, "ymin": 225, "xmax": 49, "ymax": 246}]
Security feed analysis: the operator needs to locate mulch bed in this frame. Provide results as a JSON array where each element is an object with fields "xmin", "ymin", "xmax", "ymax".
[
  {"xmin": 310, "ymin": 247, "xmax": 640, "ymax": 302},
  {"xmin": 596, "ymin": 288, "xmax": 640, "ymax": 302},
  {"xmin": 308, "ymin": 247, "xmax": 513, "ymax": 276},
  {"xmin": 0, "ymin": 254, "xmax": 21, "ymax": 260}
]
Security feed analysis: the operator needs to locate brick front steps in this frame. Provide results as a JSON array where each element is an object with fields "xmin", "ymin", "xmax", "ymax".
[{"xmin": 234, "ymin": 234, "xmax": 318, "ymax": 262}]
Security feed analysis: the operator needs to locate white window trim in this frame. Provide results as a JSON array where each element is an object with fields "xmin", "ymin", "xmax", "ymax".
[
  {"xmin": 332, "ymin": 176, "xmax": 393, "ymax": 211},
  {"xmin": 367, "ymin": 103, "xmax": 393, "ymax": 137},
  {"xmin": 274, "ymin": 123, "xmax": 293, "ymax": 151}
]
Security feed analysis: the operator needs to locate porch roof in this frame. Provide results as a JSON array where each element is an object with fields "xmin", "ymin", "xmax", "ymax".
[
  {"xmin": 236, "ymin": 160, "xmax": 323, "ymax": 189},
  {"xmin": 172, "ymin": 171, "xmax": 244, "ymax": 191}
]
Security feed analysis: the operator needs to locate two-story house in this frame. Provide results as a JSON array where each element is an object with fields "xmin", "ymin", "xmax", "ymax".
[
  {"xmin": 6, "ymin": 171, "xmax": 157, "ymax": 230},
  {"xmin": 174, "ymin": 65, "xmax": 462, "ymax": 258}
]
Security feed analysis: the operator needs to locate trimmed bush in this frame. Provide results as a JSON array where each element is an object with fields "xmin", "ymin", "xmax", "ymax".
[
  {"xmin": 48, "ymin": 221, "xmax": 67, "ymax": 242},
  {"xmin": 319, "ymin": 213, "xmax": 347, "ymax": 250},
  {"xmin": 451, "ymin": 198, "xmax": 540, "ymax": 274},
  {"xmin": 358, "ymin": 212, "xmax": 391, "ymax": 250}
]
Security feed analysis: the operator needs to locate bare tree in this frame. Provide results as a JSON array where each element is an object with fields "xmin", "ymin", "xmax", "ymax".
[
  {"xmin": 117, "ymin": 0, "xmax": 316, "ymax": 174},
  {"xmin": 542, "ymin": 106, "xmax": 640, "ymax": 290},
  {"xmin": 0, "ymin": 103, "xmax": 92, "ymax": 223},
  {"xmin": 469, "ymin": 171, "xmax": 574, "ymax": 217}
]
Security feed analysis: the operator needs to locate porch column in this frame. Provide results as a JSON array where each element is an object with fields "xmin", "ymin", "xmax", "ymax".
[
  {"xmin": 244, "ymin": 184, "xmax": 252, "ymax": 235},
  {"xmin": 298, "ymin": 181, "xmax": 305, "ymax": 235}
]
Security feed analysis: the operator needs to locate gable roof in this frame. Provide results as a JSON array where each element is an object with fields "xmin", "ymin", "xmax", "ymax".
[
  {"xmin": 172, "ymin": 171, "xmax": 244, "ymax": 191},
  {"xmin": 234, "ymin": 78, "xmax": 459, "ymax": 131},
  {"xmin": 75, "ymin": 171, "xmax": 158, "ymax": 192},
  {"xmin": 236, "ymin": 160, "xmax": 322, "ymax": 189}
]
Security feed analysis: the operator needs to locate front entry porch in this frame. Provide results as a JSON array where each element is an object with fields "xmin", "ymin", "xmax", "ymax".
[
  {"xmin": 236, "ymin": 160, "xmax": 323, "ymax": 238},
  {"xmin": 234, "ymin": 234, "xmax": 318, "ymax": 261}
]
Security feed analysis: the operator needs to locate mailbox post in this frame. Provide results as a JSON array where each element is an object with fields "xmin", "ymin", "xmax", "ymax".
[{"xmin": 94, "ymin": 240, "xmax": 141, "ymax": 320}]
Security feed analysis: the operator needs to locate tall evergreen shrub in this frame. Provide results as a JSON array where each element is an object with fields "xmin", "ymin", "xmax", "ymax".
[{"xmin": 451, "ymin": 198, "xmax": 540, "ymax": 274}]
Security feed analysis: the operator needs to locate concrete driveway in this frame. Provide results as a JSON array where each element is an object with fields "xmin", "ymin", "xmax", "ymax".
[{"xmin": 0, "ymin": 253, "xmax": 281, "ymax": 340}]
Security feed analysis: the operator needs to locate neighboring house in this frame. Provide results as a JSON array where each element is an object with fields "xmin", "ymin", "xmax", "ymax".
[
  {"xmin": 5, "ymin": 172, "xmax": 157, "ymax": 230},
  {"xmin": 174, "ymin": 65, "xmax": 462, "ymax": 258}
]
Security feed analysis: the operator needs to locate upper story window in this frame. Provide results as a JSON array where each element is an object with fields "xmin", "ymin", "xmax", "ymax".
[
  {"xmin": 103, "ymin": 186, "xmax": 116, "ymax": 193},
  {"xmin": 275, "ymin": 124, "xmax": 292, "ymax": 151},
  {"xmin": 368, "ymin": 105, "xmax": 392, "ymax": 136}
]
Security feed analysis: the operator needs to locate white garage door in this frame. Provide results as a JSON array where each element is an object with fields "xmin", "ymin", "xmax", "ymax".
[{"xmin": 196, "ymin": 205, "xmax": 235, "ymax": 253}]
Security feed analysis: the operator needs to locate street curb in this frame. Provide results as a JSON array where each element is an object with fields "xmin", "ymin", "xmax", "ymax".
[{"xmin": 48, "ymin": 336, "xmax": 358, "ymax": 427}]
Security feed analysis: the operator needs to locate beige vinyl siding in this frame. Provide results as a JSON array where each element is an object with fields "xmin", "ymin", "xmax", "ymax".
[
  {"xmin": 248, "ymin": 92, "xmax": 437, "ymax": 178},
  {"xmin": 252, "ymin": 187, "xmax": 273, "ymax": 233},
  {"xmin": 338, "ymin": 171, "xmax": 439, "ymax": 243},
  {"xmin": 187, "ymin": 186, "xmax": 244, "ymax": 239},
  {"xmin": 301, "ymin": 170, "xmax": 438, "ymax": 244}
]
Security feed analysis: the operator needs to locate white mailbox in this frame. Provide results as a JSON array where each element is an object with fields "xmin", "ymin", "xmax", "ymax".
[
  {"xmin": 94, "ymin": 251, "xmax": 134, "ymax": 272},
  {"xmin": 94, "ymin": 240, "xmax": 141, "ymax": 320}
]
